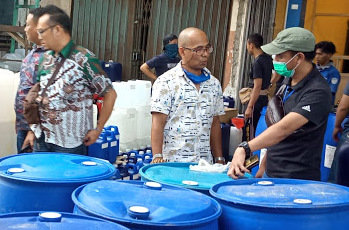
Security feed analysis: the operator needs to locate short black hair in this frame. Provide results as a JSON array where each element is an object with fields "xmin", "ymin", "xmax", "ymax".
[
  {"xmin": 163, "ymin": 34, "xmax": 178, "ymax": 47},
  {"xmin": 40, "ymin": 5, "xmax": 71, "ymax": 36},
  {"xmin": 28, "ymin": 7, "xmax": 45, "ymax": 24},
  {"xmin": 247, "ymin": 33, "xmax": 263, "ymax": 49},
  {"xmin": 315, "ymin": 41, "xmax": 336, "ymax": 54}
]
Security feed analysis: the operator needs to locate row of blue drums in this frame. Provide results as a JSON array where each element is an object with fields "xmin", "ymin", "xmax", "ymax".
[{"xmin": 0, "ymin": 153, "xmax": 349, "ymax": 229}]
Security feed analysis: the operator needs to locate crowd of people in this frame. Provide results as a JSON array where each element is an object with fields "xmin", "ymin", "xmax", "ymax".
[{"xmin": 13, "ymin": 5, "xmax": 347, "ymax": 186}]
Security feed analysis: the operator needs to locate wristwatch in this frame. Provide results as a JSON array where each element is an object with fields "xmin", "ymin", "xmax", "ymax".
[
  {"xmin": 215, "ymin": 156, "xmax": 225, "ymax": 163},
  {"xmin": 153, "ymin": 153, "xmax": 163, "ymax": 159},
  {"xmin": 238, "ymin": 141, "xmax": 251, "ymax": 156}
]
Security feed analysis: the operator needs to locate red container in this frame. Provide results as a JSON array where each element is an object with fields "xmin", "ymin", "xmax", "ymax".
[{"xmin": 231, "ymin": 118, "xmax": 244, "ymax": 129}]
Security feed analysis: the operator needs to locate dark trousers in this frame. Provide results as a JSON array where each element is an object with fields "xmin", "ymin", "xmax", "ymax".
[
  {"xmin": 17, "ymin": 130, "xmax": 29, "ymax": 152},
  {"xmin": 34, "ymin": 133, "xmax": 87, "ymax": 155}
]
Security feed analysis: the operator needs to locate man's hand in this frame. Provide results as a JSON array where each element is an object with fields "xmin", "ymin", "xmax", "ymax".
[
  {"xmin": 84, "ymin": 129, "xmax": 101, "ymax": 146},
  {"xmin": 151, "ymin": 157, "xmax": 167, "ymax": 164},
  {"xmin": 227, "ymin": 147, "xmax": 249, "ymax": 179},
  {"xmin": 244, "ymin": 107, "xmax": 253, "ymax": 119},
  {"xmin": 22, "ymin": 131, "xmax": 35, "ymax": 150},
  {"xmin": 333, "ymin": 126, "xmax": 343, "ymax": 142}
]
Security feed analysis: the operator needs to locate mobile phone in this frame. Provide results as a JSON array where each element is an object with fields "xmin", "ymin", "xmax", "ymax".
[
  {"xmin": 19, "ymin": 145, "xmax": 33, "ymax": 153},
  {"xmin": 244, "ymin": 154, "xmax": 259, "ymax": 170}
]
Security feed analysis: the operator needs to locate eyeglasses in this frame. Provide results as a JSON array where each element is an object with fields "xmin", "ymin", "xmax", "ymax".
[
  {"xmin": 37, "ymin": 25, "xmax": 57, "ymax": 35},
  {"xmin": 182, "ymin": 45, "xmax": 213, "ymax": 55}
]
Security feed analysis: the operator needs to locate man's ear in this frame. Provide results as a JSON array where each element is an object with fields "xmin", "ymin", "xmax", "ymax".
[{"xmin": 178, "ymin": 47, "xmax": 185, "ymax": 59}]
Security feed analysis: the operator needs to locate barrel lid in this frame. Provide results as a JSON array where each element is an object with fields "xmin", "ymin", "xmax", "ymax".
[
  {"xmin": 0, "ymin": 153, "xmax": 116, "ymax": 182},
  {"xmin": 72, "ymin": 180, "xmax": 221, "ymax": 226},
  {"xmin": 0, "ymin": 211, "xmax": 129, "ymax": 230},
  {"xmin": 139, "ymin": 162, "xmax": 234, "ymax": 191},
  {"xmin": 210, "ymin": 178, "xmax": 349, "ymax": 208}
]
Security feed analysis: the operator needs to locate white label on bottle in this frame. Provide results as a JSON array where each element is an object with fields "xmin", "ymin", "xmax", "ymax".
[
  {"xmin": 105, "ymin": 63, "xmax": 110, "ymax": 67},
  {"xmin": 115, "ymin": 135, "xmax": 120, "ymax": 139},
  {"xmin": 324, "ymin": 145, "xmax": 336, "ymax": 168},
  {"xmin": 102, "ymin": 143, "xmax": 108, "ymax": 149},
  {"xmin": 111, "ymin": 141, "xmax": 117, "ymax": 147}
]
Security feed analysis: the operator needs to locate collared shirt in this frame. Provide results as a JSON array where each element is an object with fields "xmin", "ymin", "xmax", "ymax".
[
  {"xmin": 267, "ymin": 65, "xmax": 332, "ymax": 180},
  {"xmin": 31, "ymin": 40, "xmax": 113, "ymax": 148},
  {"xmin": 15, "ymin": 45, "xmax": 46, "ymax": 132},
  {"xmin": 151, "ymin": 62, "xmax": 224, "ymax": 163}
]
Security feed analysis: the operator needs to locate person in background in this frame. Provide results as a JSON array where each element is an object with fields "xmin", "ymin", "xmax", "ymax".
[
  {"xmin": 150, "ymin": 27, "xmax": 225, "ymax": 164},
  {"xmin": 140, "ymin": 34, "xmax": 180, "ymax": 80},
  {"xmin": 315, "ymin": 41, "xmax": 341, "ymax": 105},
  {"xmin": 15, "ymin": 8, "xmax": 46, "ymax": 153},
  {"xmin": 244, "ymin": 33, "xmax": 273, "ymax": 132},
  {"xmin": 228, "ymin": 27, "xmax": 331, "ymax": 181},
  {"xmin": 329, "ymin": 81, "xmax": 349, "ymax": 183},
  {"xmin": 22, "ymin": 5, "xmax": 116, "ymax": 154}
]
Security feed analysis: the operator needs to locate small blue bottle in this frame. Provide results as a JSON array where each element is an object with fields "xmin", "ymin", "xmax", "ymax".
[
  {"xmin": 88, "ymin": 132, "xmax": 108, "ymax": 159},
  {"xmin": 106, "ymin": 130, "xmax": 117, "ymax": 163}
]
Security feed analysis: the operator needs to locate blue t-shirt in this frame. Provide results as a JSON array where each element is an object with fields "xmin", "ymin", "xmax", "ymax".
[
  {"xmin": 146, "ymin": 53, "xmax": 180, "ymax": 77},
  {"xmin": 317, "ymin": 63, "xmax": 341, "ymax": 95}
]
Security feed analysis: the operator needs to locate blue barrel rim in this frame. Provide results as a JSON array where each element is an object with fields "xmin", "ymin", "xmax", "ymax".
[
  {"xmin": 72, "ymin": 180, "xmax": 222, "ymax": 227},
  {"xmin": 0, "ymin": 153, "xmax": 116, "ymax": 183},
  {"xmin": 140, "ymin": 162, "xmax": 218, "ymax": 191},
  {"xmin": 210, "ymin": 178, "xmax": 349, "ymax": 209},
  {"xmin": 0, "ymin": 211, "xmax": 129, "ymax": 229}
]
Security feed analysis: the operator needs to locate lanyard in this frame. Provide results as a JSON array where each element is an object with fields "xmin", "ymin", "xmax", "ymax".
[{"xmin": 283, "ymin": 86, "xmax": 294, "ymax": 103}]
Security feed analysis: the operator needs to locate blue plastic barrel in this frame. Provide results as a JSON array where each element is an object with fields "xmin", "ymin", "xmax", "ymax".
[
  {"xmin": 139, "ymin": 162, "xmax": 250, "ymax": 195},
  {"xmin": 210, "ymin": 178, "xmax": 349, "ymax": 230},
  {"xmin": 72, "ymin": 180, "xmax": 221, "ymax": 230},
  {"xmin": 251, "ymin": 106, "xmax": 267, "ymax": 176},
  {"xmin": 320, "ymin": 113, "xmax": 348, "ymax": 181},
  {"xmin": 100, "ymin": 60, "xmax": 122, "ymax": 82},
  {"xmin": 0, "ymin": 211, "xmax": 129, "ymax": 230},
  {"xmin": 0, "ymin": 153, "xmax": 116, "ymax": 213}
]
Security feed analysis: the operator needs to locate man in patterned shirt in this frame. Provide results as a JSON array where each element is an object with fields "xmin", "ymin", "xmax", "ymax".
[
  {"xmin": 15, "ymin": 8, "xmax": 46, "ymax": 152},
  {"xmin": 151, "ymin": 27, "xmax": 225, "ymax": 164},
  {"xmin": 22, "ymin": 5, "xmax": 116, "ymax": 154}
]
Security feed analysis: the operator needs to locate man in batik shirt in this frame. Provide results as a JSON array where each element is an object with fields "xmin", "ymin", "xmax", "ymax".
[
  {"xmin": 23, "ymin": 5, "xmax": 116, "ymax": 154},
  {"xmin": 15, "ymin": 8, "xmax": 45, "ymax": 152}
]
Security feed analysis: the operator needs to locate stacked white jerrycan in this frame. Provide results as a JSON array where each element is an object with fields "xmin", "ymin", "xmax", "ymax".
[
  {"xmin": 0, "ymin": 68, "xmax": 20, "ymax": 157},
  {"xmin": 105, "ymin": 80, "xmax": 152, "ymax": 152}
]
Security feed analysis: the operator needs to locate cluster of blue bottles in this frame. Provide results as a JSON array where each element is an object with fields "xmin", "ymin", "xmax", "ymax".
[
  {"xmin": 88, "ymin": 125, "xmax": 120, "ymax": 164},
  {"xmin": 116, "ymin": 146, "xmax": 153, "ymax": 180}
]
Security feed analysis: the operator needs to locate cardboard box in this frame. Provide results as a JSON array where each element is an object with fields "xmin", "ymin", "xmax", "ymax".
[{"xmin": 219, "ymin": 108, "xmax": 238, "ymax": 124}]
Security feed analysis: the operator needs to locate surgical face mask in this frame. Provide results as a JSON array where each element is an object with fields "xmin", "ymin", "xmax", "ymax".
[
  {"xmin": 164, "ymin": 44, "xmax": 178, "ymax": 58},
  {"xmin": 273, "ymin": 53, "xmax": 300, "ymax": 78}
]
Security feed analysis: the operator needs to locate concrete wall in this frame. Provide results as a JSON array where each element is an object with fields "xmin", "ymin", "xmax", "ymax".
[{"xmin": 223, "ymin": 0, "xmax": 249, "ymax": 102}]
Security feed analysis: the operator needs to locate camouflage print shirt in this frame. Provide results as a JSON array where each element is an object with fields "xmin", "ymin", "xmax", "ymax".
[
  {"xmin": 31, "ymin": 40, "xmax": 113, "ymax": 148},
  {"xmin": 151, "ymin": 62, "xmax": 224, "ymax": 163}
]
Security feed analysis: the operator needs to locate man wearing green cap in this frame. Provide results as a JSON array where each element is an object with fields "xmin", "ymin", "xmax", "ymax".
[{"xmin": 228, "ymin": 27, "xmax": 331, "ymax": 181}]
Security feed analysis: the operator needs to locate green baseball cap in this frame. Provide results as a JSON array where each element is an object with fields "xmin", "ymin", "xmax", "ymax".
[{"xmin": 261, "ymin": 27, "xmax": 315, "ymax": 55}]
